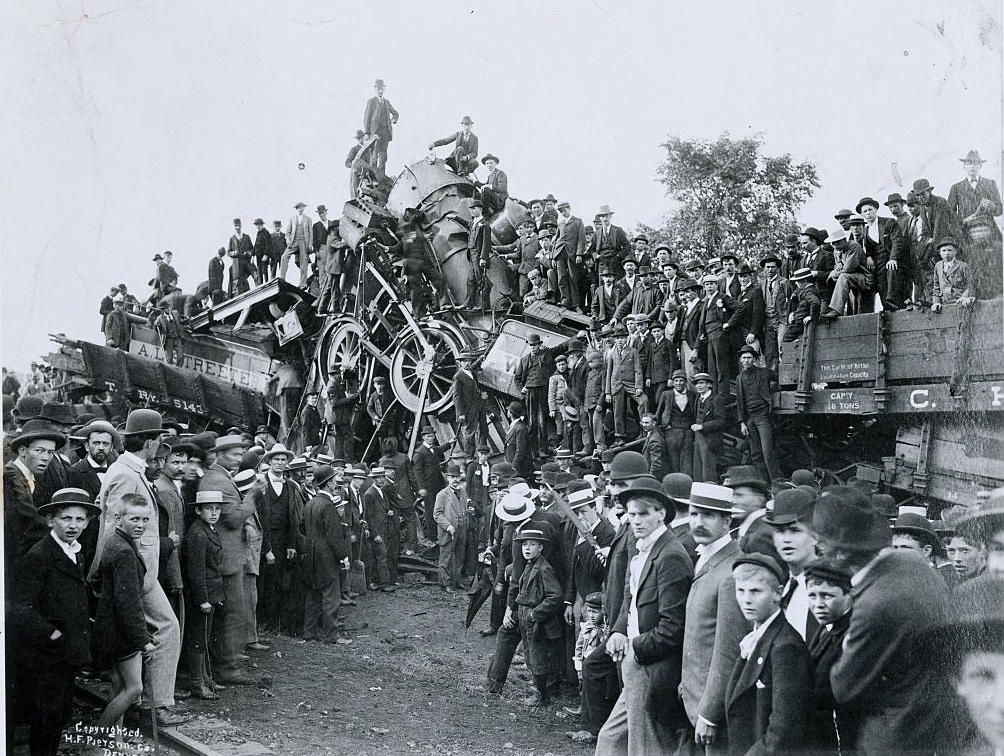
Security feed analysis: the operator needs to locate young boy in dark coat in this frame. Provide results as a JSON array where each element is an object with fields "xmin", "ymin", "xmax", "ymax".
[
  {"xmin": 725, "ymin": 553, "xmax": 812, "ymax": 756},
  {"xmin": 181, "ymin": 491, "xmax": 226, "ymax": 699},
  {"xmin": 10, "ymin": 488, "xmax": 100, "ymax": 756},
  {"xmin": 804, "ymin": 558, "xmax": 859, "ymax": 754},
  {"xmin": 509, "ymin": 526, "xmax": 563, "ymax": 707},
  {"xmin": 92, "ymin": 494, "xmax": 155, "ymax": 735}
]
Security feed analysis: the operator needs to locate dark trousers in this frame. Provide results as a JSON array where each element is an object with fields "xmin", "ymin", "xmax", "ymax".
[
  {"xmin": 524, "ymin": 385, "xmax": 550, "ymax": 455},
  {"xmin": 693, "ymin": 432, "xmax": 720, "ymax": 483},
  {"xmin": 385, "ymin": 515, "xmax": 401, "ymax": 583},
  {"xmin": 369, "ymin": 535, "xmax": 390, "ymax": 585},
  {"xmin": 665, "ymin": 427, "xmax": 694, "ymax": 475},
  {"xmin": 13, "ymin": 664, "xmax": 75, "ymax": 756},
  {"xmin": 422, "ymin": 492, "xmax": 440, "ymax": 543},
  {"xmin": 464, "ymin": 263, "xmax": 491, "ymax": 310},
  {"xmin": 487, "ymin": 623, "xmax": 521, "ymax": 692},
  {"xmin": 259, "ymin": 551, "xmax": 292, "ymax": 632},
  {"xmin": 437, "ymin": 520, "xmax": 468, "ymax": 589},
  {"xmin": 489, "ymin": 580, "xmax": 508, "ymax": 632},
  {"xmin": 745, "ymin": 410, "xmax": 779, "ymax": 482},
  {"xmin": 581, "ymin": 651, "xmax": 619, "ymax": 735},
  {"xmin": 303, "ymin": 575, "xmax": 341, "ymax": 641},
  {"xmin": 705, "ymin": 333, "xmax": 731, "ymax": 399},
  {"xmin": 214, "ymin": 571, "xmax": 247, "ymax": 670}
]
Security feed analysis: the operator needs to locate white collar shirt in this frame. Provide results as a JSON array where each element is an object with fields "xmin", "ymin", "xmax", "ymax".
[
  {"xmin": 739, "ymin": 609, "xmax": 782, "ymax": 659},
  {"xmin": 693, "ymin": 533, "xmax": 732, "ymax": 575},
  {"xmin": 13, "ymin": 459, "xmax": 36, "ymax": 493},
  {"xmin": 782, "ymin": 571, "xmax": 810, "ymax": 640},
  {"xmin": 50, "ymin": 530, "xmax": 82, "ymax": 564},
  {"xmin": 627, "ymin": 524, "xmax": 667, "ymax": 640}
]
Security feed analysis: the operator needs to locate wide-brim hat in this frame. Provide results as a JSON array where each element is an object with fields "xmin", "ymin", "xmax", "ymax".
[
  {"xmin": 461, "ymin": 115, "xmax": 474, "ymax": 125},
  {"xmin": 687, "ymin": 482, "xmax": 737, "ymax": 514},
  {"xmin": 263, "ymin": 443, "xmax": 293, "ymax": 462},
  {"xmin": 213, "ymin": 434, "xmax": 245, "ymax": 452},
  {"xmin": 122, "ymin": 409, "xmax": 164, "ymax": 437},
  {"xmin": 509, "ymin": 482, "xmax": 541, "ymax": 500},
  {"xmin": 723, "ymin": 465, "xmax": 769, "ymax": 493},
  {"xmin": 759, "ymin": 254, "xmax": 782, "ymax": 268},
  {"xmin": 481, "ymin": 154, "xmax": 499, "ymax": 165},
  {"xmin": 960, "ymin": 149, "xmax": 985, "ymax": 163},
  {"xmin": 76, "ymin": 419, "xmax": 121, "ymax": 446},
  {"xmin": 884, "ymin": 193, "xmax": 906, "ymax": 206},
  {"xmin": 10, "ymin": 419, "xmax": 67, "ymax": 450},
  {"xmin": 855, "ymin": 197, "xmax": 880, "ymax": 213},
  {"xmin": 675, "ymin": 276, "xmax": 701, "ymax": 292},
  {"xmin": 790, "ymin": 267, "xmax": 814, "ymax": 282},
  {"xmin": 37, "ymin": 487, "xmax": 102, "ymax": 517},
  {"xmin": 764, "ymin": 488, "xmax": 815, "ymax": 526},
  {"xmin": 813, "ymin": 486, "xmax": 891, "ymax": 553},
  {"xmin": 833, "ymin": 208, "xmax": 853, "ymax": 220},
  {"xmin": 912, "ymin": 178, "xmax": 933, "ymax": 194},
  {"xmin": 495, "ymin": 493, "xmax": 536, "ymax": 522},
  {"xmin": 954, "ymin": 502, "xmax": 1004, "ymax": 545},
  {"xmin": 596, "ymin": 204, "xmax": 614, "ymax": 216},
  {"xmin": 891, "ymin": 512, "xmax": 942, "ymax": 550}
]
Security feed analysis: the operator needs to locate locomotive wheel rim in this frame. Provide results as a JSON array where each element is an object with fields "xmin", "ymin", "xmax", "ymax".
[
  {"xmin": 390, "ymin": 323, "xmax": 465, "ymax": 413},
  {"xmin": 324, "ymin": 317, "xmax": 370, "ymax": 382}
]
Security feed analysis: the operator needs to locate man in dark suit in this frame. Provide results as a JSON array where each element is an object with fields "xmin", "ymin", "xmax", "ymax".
[
  {"xmin": 798, "ymin": 227, "xmax": 835, "ymax": 302},
  {"xmin": 677, "ymin": 279, "xmax": 704, "ymax": 383},
  {"xmin": 725, "ymin": 554, "xmax": 812, "ymax": 756},
  {"xmin": 478, "ymin": 154, "xmax": 508, "ymax": 217},
  {"xmin": 591, "ymin": 268, "xmax": 623, "ymax": 322},
  {"xmin": 227, "ymin": 219, "xmax": 254, "ymax": 296},
  {"xmin": 604, "ymin": 325, "xmax": 644, "ymax": 442},
  {"xmin": 718, "ymin": 253, "xmax": 742, "ymax": 299},
  {"xmin": 758, "ymin": 255, "xmax": 792, "ymax": 372},
  {"xmin": 813, "ymin": 486, "xmax": 954, "ymax": 755},
  {"xmin": 640, "ymin": 413, "xmax": 668, "ymax": 481},
  {"xmin": 464, "ymin": 199, "xmax": 492, "ymax": 310},
  {"xmin": 428, "ymin": 115, "xmax": 479, "ymax": 175},
  {"xmin": 590, "ymin": 205, "xmax": 631, "ymax": 280},
  {"xmin": 301, "ymin": 465, "xmax": 349, "ymax": 642},
  {"xmin": 735, "ymin": 346, "xmax": 779, "ymax": 483},
  {"xmin": 563, "ymin": 483, "xmax": 615, "ymax": 619},
  {"xmin": 362, "ymin": 79, "xmax": 399, "ymax": 172},
  {"xmin": 657, "ymin": 370, "xmax": 696, "ymax": 475},
  {"xmin": 514, "ymin": 334, "xmax": 571, "ymax": 456},
  {"xmin": 691, "ymin": 373, "xmax": 726, "ymax": 484},
  {"xmin": 557, "ymin": 201, "xmax": 587, "ymax": 309},
  {"xmin": 208, "ymin": 248, "xmax": 226, "ymax": 303},
  {"xmin": 503, "ymin": 401, "xmax": 532, "ymax": 480},
  {"xmin": 727, "ymin": 264, "xmax": 766, "ymax": 371},
  {"xmin": 856, "ymin": 197, "xmax": 909, "ymax": 310},
  {"xmin": 453, "ymin": 352, "xmax": 487, "ymax": 456},
  {"xmin": 948, "ymin": 149, "xmax": 1004, "ymax": 298},
  {"xmin": 252, "ymin": 218, "xmax": 272, "ymax": 285},
  {"xmin": 258, "ymin": 444, "xmax": 299, "ymax": 634},
  {"xmin": 10, "ymin": 488, "xmax": 100, "ymax": 756},
  {"xmin": 99, "ymin": 286, "xmax": 118, "ymax": 330},
  {"xmin": 69, "ymin": 420, "xmax": 117, "ymax": 501},
  {"xmin": 413, "ymin": 425, "xmax": 452, "ymax": 542},
  {"xmin": 596, "ymin": 478, "xmax": 693, "ymax": 754},
  {"xmin": 699, "ymin": 275, "xmax": 736, "ymax": 399}
]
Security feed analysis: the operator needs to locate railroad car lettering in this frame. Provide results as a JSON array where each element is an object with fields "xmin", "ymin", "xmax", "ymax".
[{"xmin": 910, "ymin": 390, "xmax": 930, "ymax": 409}]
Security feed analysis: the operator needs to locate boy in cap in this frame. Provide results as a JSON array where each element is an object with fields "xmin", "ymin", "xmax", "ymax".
[
  {"xmin": 803, "ymin": 558, "xmax": 858, "ymax": 754},
  {"xmin": 566, "ymin": 591, "xmax": 618, "ymax": 743},
  {"xmin": 931, "ymin": 238, "xmax": 975, "ymax": 312},
  {"xmin": 9, "ymin": 488, "xmax": 100, "ymax": 755},
  {"xmin": 725, "ymin": 553, "xmax": 812, "ymax": 755},
  {"xmin": 434, "ymin": 463, "xmax": 470, "ymax": 593},
  {"xmin": 181, "ymin": 491, "xmax": 225, "ymax": 699},
  {"xmin": 510, "ymin": 526, "xmax": 563, "ymax": 707}
]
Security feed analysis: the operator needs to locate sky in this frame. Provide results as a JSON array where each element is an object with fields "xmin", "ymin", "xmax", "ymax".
[{"xmin": 1, "ymin": 0, "xmax": 1001, "ymax": 371}]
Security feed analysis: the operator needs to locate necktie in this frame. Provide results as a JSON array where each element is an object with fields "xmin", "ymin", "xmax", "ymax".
[
  {"xmin": 780, "ymin": 577, "xmax": 797, "ymax": 607},
  {"xmin": 739, "ymin": 629, "xmax": 759, "ymax": 659}
]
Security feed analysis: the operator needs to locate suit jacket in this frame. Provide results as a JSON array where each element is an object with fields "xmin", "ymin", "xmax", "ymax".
[
  {"xmin": 591, "ymin": 284, "xmax": 623, "ymax": 321},
  {"xmin": 948, "ymin": 176, "xmax": 1003, "ymax": 241},
  {"xmin": 603, "ymin": 520, "xmax": 635, "ymax": 630},
  {"xmin": 612, "ymin": 528, "xmax": 692, "ymax": 729},
  {"xmin": 719, "ymin": 274, "xmax": 742, "ymax": 299},
  {"xmin": 301, "ymin": 404, "xmax": 322, "ymax": 446},
  {"xmin": 604, "ymin": 345, "xmax": 643, "ymax": 395},
  {"xmin": 433, "ymin": 485, "xmax": 468, "ymax": 544},
  {"xmin": 286, "ymin": 213, "xmax": 314, "ymax": 250},
  {"xmin": 363, "ymin": 483, "xmax": 392, "ymax": 538},
  {"xmin": 91, "ymin": 453, "xmax": 161, "ymax": 593},
  {"xmin": 643, "ymin": 335, "xmax": 674, "ymax": 386},
  {"xmin": 790, "ymin": 285, "xmax": 822, "ymax": 327},
  {"xmin": 560, "ymin": 215, "xmax": 587, "ymax": 258},
  {"xmin": 154, "ymin": 474, "xmax": 186, "ymax": 591},
  {"xmin": 932, "ymin": 258, "xmax": 973, "ymax": 304},
  {"xmin": 4, "ymin": 462, "xmax": 49, "ymax": 577},
  {"xmin": 728, "ymin": 285, "xmax": 766, "ymax": 343},
  {"xmin": 103, "ymin": 310, "xmax": 131, "ymax": 350},
  {"xmin": 92, "ymin": 529, "xmax": 149, "ymax": 667},
  {"xmin": 312, "ymin": 219, "xmax": 331, "ymax": 253},
  {"xmin": 10, "ymin": 532, "xmax": 92, "ymax": 670},
  {"xmin": 208, "ymin": 255, "xmax": 225, "ymax": 289},
  {"xmin": 921, "ymin": 195, "xmax": 965, "ymax": 250},
  {"xmin": 657, "ymin": 388, "xmax": 697, "ymax": 429},
  {"xmin": 681, "ymin": 540, "xmax": 751, "ymax": 727},
  {"xmin": 802, "ymin": 247, "xmax": 835, "ymax": 293},
  {"xmin": 363, "ymin": 96, "xmax": 399, "ymax": 141},
  {"xmin": 484, "ymin": 168, "xmax": 508, "ymax": 199},
  {"xmin": 565, "ymin": 518, "xmax": 615, "ymax": 603},
  {"xmin": 181, "ymin": 518, "xmax": 223, "ymax": 606},
  {"xmin": 680, "ymin": 300, "xmax": 704, "ymax": 350},
  {"xmin": 430, "ymin": 130, "xmax": 478, "ymax": 164},
  {"xmin": 453, "ymin": 368, "xmax": 483, "ymax": 420},
  {"xmin": 808, "ymin": 610, "xmax": 858, "ymax": 752},
  {"xmin": 694, "ymin": 391, "xmax": 727, "ymax": 446},
  {"xmin": 468, "ymin": 218, "xmax": 491, "ymax": 268},
  {"xmin": 736, "ymin": 365, "xmax": 774, "ymax": 422},
  {"xmin": 301, "ymin": 491, "xmax": 348, "ymax": 589},
  {"xmin": 725, "ymin": 615, "xmax": 812, "ymax": 756},
  {"xmin": 252, "ymin": 226, "xmax": 272, "ymax": 262},
  {"xmin": 760, "ymin": 276, "xmax": 792, "ymax": 324},
  {"xmin": 590, "ymin": 224, "xmax": 631, "ymax": 263},
  {"xmin": 228, "ymin": 232, "xmax": 253, "ymax": 257},
  {"xmin": 830, "ymin": 549, "xmax": 952, "ymax": 754},
  {"xmin": 613, "ymin": 283, "xmax": 660, "ymax": 321},
  {"xmin": 197, "ymin": 464, "xmax": 254, "ymax": 576},
  {"xmin": 260, "ymin": 476, "xmax": 295, "ymax": 555},
  {"xmin": 642, "ymin": 428, "xmax": 669, "ymax": 481},
  {"xmin": 700, "ymin": 290, "xmax": 734, "ymax": 341},
  {"xmin": 413, "ymin": 442, "xmax": 449, "ymax": 494},
  {"xmin": 504, "ymin": 418, "xmax": 532, "ymax": 479}
]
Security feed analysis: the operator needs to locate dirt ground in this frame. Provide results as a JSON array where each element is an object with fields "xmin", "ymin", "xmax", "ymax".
[{"xmin": 164, "ymin": 581, "xmax": 593, "ymax": 756}]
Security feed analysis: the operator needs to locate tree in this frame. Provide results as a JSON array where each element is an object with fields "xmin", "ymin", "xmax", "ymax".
[{"xmin": 645, "ymin": 133, "xmax": 819, "ymax": 266}]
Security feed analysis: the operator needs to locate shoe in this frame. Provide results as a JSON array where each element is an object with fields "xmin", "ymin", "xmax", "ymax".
[
  {"xmin": 381, "ymin": 585, "xmax": 396, "ymax": 593},
  {"xmin": 216, "ymin": 671, "xmax": 256, "ymax": 686},
  {"xmin": 246, "ymin": 642, "xmax": 271, "ymax": 652},
  {"xmin": 368, "ymin": 582, "xmax": 381, "ymax": 591},
  {"xmin": 348, "ymin": 591, "xmax": 361, "ymax": 599},
  {"xmin": 819, "ymin": 308, "xmax": 839, "ymax": 320},
  {"xmin": 523, "ymin": 692, "xmax": 551, "ymax": 708},
  {"xmin": 173, "ymin": 687, "xmax": 192, "ymax": 700},
  {"xmin": 189, "ymin": 683, "xmax": 217, "ymax": 700},
  {"xmin": 341, "ymin": 597, "xmax": 357, "ymax": 606},
  {"xmin": 566, "ymin": 730, "xmax": 597, "ymax": 743},
  {"xmin": 335, "ymin": 637, "xmax": 353, "ymax": 645},
  {"xmin": 479, "ymin": 627, "xmax": 498, "ymax": 637},
  {"xmin": 884, "ymin": 301, "xmax": 900, "ymax": 311},
  {"xmin": 562, "ymin": 705, "xmax": 582, "ymax": 716},
  {"xmin": 154, "ymin": 708, "xmax": 193, "ymax": 727},
  {"xmin": 236, "ymin": 653, "xmax": 250, "ymax": 661}
]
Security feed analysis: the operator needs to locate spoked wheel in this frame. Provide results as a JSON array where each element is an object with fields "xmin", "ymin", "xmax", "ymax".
[
  {"xmin": 320, "ymin": 316, "xmax": 379, "ymax": 388},
  {"xmin": 390, "ymin": 322, "xmax": 467, "ymax": 413}
]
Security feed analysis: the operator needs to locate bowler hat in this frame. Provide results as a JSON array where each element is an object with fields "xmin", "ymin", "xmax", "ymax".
[
  {"xmin": 833, "ymin": 209, "xmax": 853, "ymax": 220},
  {"xmin": 891, "ymin": 513, "xmax": 941, "ymax": 550},
  {"xmin": 803, "ymin": 558, "xmax": 852, "ymax": 591},
  {"xmin": 675, "ymin": 276, "xmax": 700, "ymax": 292},
  {"xmin": 495, "ymin": 492, "xmax": 536, "ymax": 522},
  {"xmin": 490, "ymin": 461, "xmax": 517, "ymax": 478},
  {"xmin": 253, "ymin": 218, "xmax": 264, "ymax": 226},
  {"xmin": 790, "ymin": 469, "xmax": 818, "ymax": 490},
  {"xmin": 481, "ymin": 154, "xmax": 499, "ymax": 165},
  {"xmin": 783, "ymin": 234, "xmax": 799, "ymax": 249},
  {"xmin": 461, "ymin": 115, "xmax": 474, "ymax": 125},
  {"xmin": 764, "ymin": 489, "xmax": 815, "ymax": 526},
  {"xmin": 733, "ymin": 552, "xmax": 785, "ymax": 583},
  {"xmin": 527, "ymin": 333, "xmax": 542, "ymax": 346},
  {"xmin": 213, "ymin": 434, "xmax": 245, "ymax": 452},
  {"xmin": 855, "ymin": 197, "xmax": 880, "ymax": 213},
  {"xmin": 960, "ymin": 149, "xmax": 985, "ymax": 163},
  {"xmin": 514, "ymin": 526, "xmax": 550, "ymax": 543},
  {"xmin": 608, "ymin": 451, "xmax": 650, "ymax": 482},
  {"xmin": 240, "ymin": 448, "xmax": 264, "ymax": 471},
  {"xmin": 565, "ymin": 338, "xmax": 585, "ymax": 354},
  {"xmin": 912, "ymin": 178, "xmax": 934, "ymax": 194},
  {"xmin": 11, "ymin": 395, "xmax": 44, "ymax": 421},
  {"xmin": 790, "ymin": 267, "xmax": 814, "ymax": 282},
  {"xmin": 446, "ymin": 463, "xmax": 463, "ymax": 476},
  {"xmin": 801, "ymin": 227, "xmax": 825, "ymax": 244},
  {"xmin": 122, "ymin": 409, "xmax": 164, "ymax": 437},
  {"xmin": 870, "ymin": 493, "xmax": 898, "ymax": 520},
  {"xmin": 317, "ymin": 204, "xmax": 327, "ymax": 213},
  {"xmin": 724, "ymin": 465, "xmax": 768, "ymax": 493},
  {"xmin": 374, "ymin": 79, "xmax": 386, "ymax": 88},
  {"xmin": 312, "ymin": 464, "xmax": 336, "ymax": 487},
  {"xmin": 188, "ymin": 432, "xmax": 217, "ymax": 452},
  {"xmin": 812, "ymin": 485, "xmax": 891, "ymax": 553},
  {"xmin": 684, "ymin": 260, "xmax": 704, "ymax": 272},
  {"xmin": 884, "ymin": 193, "xmax": 906, "ymax": 206},
  {"xmin": 507, "ymin": 401, "xmax": 526, "ymax": 417},
  {"xmin": 294, "ymin": 201, "xmax": 307, "ymax": 209},
  {"xmin": 617, "ymin": 476, "xmax": 673, "ymax": 510},
  {"xmin": 40, "ymin": 402, "xmax": 75, "ymax": 426},
  {"xmin": 662, "ymin": 472, "xmax": 693, "ymax": 504},
  {"xmin": 153, "ymin": 254, "xmax": 164, "ymax": 262},
  {"xmin": 38, "ymin": 487, "xmax": 101, "ymax": 517}
]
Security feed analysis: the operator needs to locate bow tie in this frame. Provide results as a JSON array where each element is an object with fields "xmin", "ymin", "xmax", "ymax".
[{"xmin": 94, "ymin": 466, "xmax": 107, "ymax": 473}]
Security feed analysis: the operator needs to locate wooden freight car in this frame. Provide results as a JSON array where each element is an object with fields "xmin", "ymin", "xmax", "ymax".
[{"xmin": 776, "ymin": 299, "xmax": 1004, "ymax": 508}]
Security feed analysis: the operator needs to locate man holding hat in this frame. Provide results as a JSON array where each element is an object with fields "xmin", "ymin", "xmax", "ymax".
[
  {"xmin": 9, "ymin": 488, "xmax": 101, "ymax": 755},
  {"xmin": 680, "ymin": 482, "xmax": 750, "ymax": 754},
  {"xmin": 363, "ymin": 78, "xmax": 399, "ymax": 172},
  {"xmin": 301, "ymin": 464, "xmax": 350, "ymax": 643},
  {"xmin": 813, "ymin": 485, "xmax": 953, "ymax": 754},
  {"xmin": 88, "ymin": 409, "xmax": 187, "ymax": 726},
  {"xmin": 595, "ymin": 476, "xmax": 693, "ymax": 754},
  {"xmin": 197, "ymin": 433, "xmax": 256, "ymax": 684},
  {"xmin": 428, "ymin": 115, "xmax": 479, "ymax": 175}
]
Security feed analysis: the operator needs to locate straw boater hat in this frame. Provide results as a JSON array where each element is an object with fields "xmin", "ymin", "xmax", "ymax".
[
  {"xmin": 195, "ymin": 490, "xmax": 224, "ymax": 506},
  {"xmin": 213, "ymin": 434, "xmax": 245, "ymax": 452},
  {"xmin": 38, "ymin": 487, "xmax": 102, "ymax": 518},
  {"xmin": 566, "ymin": 480, "xmax": 598, "ymax": 510},
  {"xmin": 509, "ymin": 481, "xmax": 541, "ymax": 500},
  {"xmin": 686, "ymin": 482, "xmax": 737, "ymax": 514},
  {"xmin": 234, "ymin": 469, "xmax": 258, "ymax": 494},
  {"xmin": 514, "ymin": 526, "xmax": 550, "ymax": 543},
  {"xmin": 495, "ymin": 492, "xmax": 536, "ymax": 522}
]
